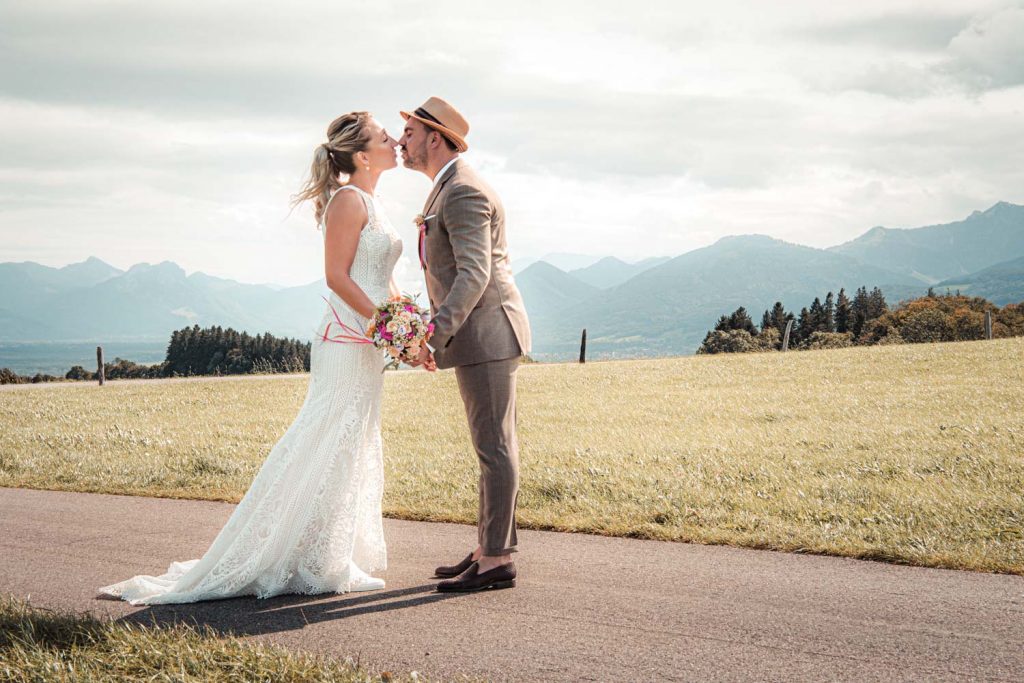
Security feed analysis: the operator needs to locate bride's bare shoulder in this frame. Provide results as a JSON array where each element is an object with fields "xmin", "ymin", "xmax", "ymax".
[{"xmin": 324, "ymin": 187, "xmax": 368, "ymax": 232}]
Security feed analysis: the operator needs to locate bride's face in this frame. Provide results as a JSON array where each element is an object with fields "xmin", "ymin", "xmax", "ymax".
[{"xmin": 358, "ymin": 117, "xmax": 399, "ymax": 173}]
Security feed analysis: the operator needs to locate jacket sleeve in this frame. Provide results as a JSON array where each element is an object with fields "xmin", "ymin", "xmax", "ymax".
[{"xmin": 430, "ymin": 183, "xmax": 492, "ymax": 349}]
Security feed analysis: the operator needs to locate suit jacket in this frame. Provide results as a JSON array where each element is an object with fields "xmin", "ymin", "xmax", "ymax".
[{"xmin": 422, "ymin": 158, "xmax": 532, "ymax": 369}]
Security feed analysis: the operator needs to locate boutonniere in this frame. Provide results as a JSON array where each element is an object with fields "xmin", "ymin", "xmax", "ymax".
[
  {"xmin": 413, "ymin": 214, "xmax": 435, "ymax": 232},
  {"xmin": 414, "ymin": 214, "xmax": 436, "ymax": 270}
]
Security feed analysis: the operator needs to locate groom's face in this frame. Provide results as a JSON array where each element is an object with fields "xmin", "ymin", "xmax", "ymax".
[{"xmin": 399, "ymin": 118, "xmax": 430, "ymax": 171}]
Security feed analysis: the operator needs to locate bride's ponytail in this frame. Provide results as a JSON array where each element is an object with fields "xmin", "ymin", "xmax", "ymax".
[{"xmin": 292, "ymin": 112, "xmax": 372, "ymax": 226}]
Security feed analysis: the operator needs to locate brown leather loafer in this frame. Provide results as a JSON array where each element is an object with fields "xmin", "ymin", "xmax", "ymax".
[
  {"xmin": 434, "ymin": 552, "xmax": 475, "ymax": 578},
  {"xmin": 436, "ymin": 562, "xmax": 516, "ymax": 592}
]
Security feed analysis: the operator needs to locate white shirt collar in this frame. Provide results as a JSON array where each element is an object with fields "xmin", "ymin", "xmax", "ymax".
[{"xmin": 432, "ymin": 157, "xmax": 459, "ymax": 187}]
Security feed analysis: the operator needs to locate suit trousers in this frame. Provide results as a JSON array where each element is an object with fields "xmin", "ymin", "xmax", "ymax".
[{"xmin": 453, "ymin": 355, "xmax": 521, "ymax": 555}]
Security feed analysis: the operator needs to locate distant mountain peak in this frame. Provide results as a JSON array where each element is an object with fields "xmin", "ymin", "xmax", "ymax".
[
  {"xmin": 829, "ymin": 200, "xmax": 1024, "ymax": 283},
  {"xmin": 58, "ymin": 255, "xmax": 121, "ymax": 272},
  {"xmin": 521, "ymin": 260, "xmax": 568, "ymax": 275},
  {"xmin": 125, "ymin": 261, "xmax": 186, "ymax": 278},
  {"xmin": 713, "ymin": 234, "xmax": 786, "ymax": 247},
  {"xmin": 982, "ymin": 201, "xmax": 1020, "ymax": 216}
]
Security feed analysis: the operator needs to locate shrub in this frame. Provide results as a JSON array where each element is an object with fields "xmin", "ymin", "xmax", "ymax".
[
  {"xmin": 951, "ymin": 308, "xmax": 986, "ymax": 341},
  {"xmin": 65, "ymin": 365, "xmax": 95, "ymax": 381},
  {"xmin": 804, "ymin": 331, "xmax": 854, "ymax": 350},
  {"xmin": 698, "ymin": 329, "xmax": 756, "ymax": 354},
  {"xmin": 876, "ymin": 330, "xmax": 904, "ymax": 345},
  {"xmin": 900, "ymin": 308, "xmax": 955, "ymax": 344},
  {"xmin": 0, "ymin": 368, "xmax": 27, "ymax": 385},
  {"xmin": 755, "ymin": 327, "xmax": 781, "ymax": 351}
]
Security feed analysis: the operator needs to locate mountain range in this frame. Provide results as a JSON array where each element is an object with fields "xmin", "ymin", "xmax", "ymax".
[
  {"xmin": 2, "ymin": 202, "xmax": 1022, "ymax": 364},
  {"xmin": 512, "ymin": 202, "xmax": 1024, "ymax": 359},
  {"xmin": 0, "ymin": 258, "xmax": 326, "ymax": 343},
  {"xmin": 828, "ymin": 202, "xmax": 1024, "ymax": 284}
]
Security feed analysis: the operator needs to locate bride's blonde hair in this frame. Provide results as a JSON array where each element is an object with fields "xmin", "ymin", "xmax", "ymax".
[{"xmin": 292, "ymin": 112, "xmax": 373, "ymax": 225}]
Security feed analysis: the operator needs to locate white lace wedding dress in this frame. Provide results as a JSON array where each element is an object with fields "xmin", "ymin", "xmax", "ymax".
[{"xmin": 100, "ymin": 185, "xmax": 402, "ymax": 605}]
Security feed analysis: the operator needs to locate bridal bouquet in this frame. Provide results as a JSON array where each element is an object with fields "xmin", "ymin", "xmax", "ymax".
[
  {"xmin": 321, "ymin": 295, "xmax": 434, "ymax": 369},
  {"xmin": 367, "ymin": 295, "xmax": 435, "ymax": 368}
]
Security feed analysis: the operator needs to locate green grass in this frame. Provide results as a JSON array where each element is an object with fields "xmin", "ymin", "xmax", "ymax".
[
  {"xmin": 2, "ymin": 338, "xmax": 1023, "ymax": 574},
  {"xmin": 0, "ymin": 596, "xmax": 418, "ymax": 682}
]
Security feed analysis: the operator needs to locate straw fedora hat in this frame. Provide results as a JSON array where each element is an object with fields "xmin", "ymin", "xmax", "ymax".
[{"xmin": 401, "ymin": 97, "xmax": 469, "ymax": 153}]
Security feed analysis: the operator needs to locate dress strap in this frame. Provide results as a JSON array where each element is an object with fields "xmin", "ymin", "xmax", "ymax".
[{"xmin": 321, "ymin": 185, "xmax": 375, "ymax": 228}]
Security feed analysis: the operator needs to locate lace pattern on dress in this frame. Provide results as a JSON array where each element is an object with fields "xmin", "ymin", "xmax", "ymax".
[{"xmin": 100, "ymin": 185, "xmax": 403, "ymax": 604}]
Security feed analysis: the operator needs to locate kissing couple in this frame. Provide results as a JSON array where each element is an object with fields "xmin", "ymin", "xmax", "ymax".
[{"xmin": 100, "ymin": 97, "xmax": 532, "ymax": 603}]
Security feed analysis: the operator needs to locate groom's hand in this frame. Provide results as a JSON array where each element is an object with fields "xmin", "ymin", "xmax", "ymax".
[{"xmin": 415, "ymin": 346, "xmax": 436, "ymax": 372}]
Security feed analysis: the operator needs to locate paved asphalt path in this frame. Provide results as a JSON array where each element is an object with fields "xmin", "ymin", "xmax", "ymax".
[{"xmin": 2, "ymin": 487, "xmax": 1022, "ymax": 682}]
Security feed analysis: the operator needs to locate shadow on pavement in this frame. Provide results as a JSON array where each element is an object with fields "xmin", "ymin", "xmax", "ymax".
[{"xmin": 117, "ymin": 583, "xmax": 465, "ymax": 637}]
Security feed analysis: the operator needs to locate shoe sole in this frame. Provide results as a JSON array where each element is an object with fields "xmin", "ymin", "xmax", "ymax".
[{"xmin": 436, "ymin": 579, "xmax": 516, "ymax": 593}]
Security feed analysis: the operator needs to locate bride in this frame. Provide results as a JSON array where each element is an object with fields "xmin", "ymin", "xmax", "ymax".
[{"xmin": 100, "ymin": 111, "xmax": 425, "ymax": 605}]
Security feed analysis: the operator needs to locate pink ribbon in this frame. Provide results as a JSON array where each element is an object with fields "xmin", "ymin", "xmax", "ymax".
[
  {"xmin": 417, "ymin": 222, "xmax": 428, "ymax": 270},
  {"xmin": 321, "ymin": 296, "xmax": 373, "ymax": 345}
]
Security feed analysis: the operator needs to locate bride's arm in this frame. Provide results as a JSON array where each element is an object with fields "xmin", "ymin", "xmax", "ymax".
[
  {"xmin": 387, "ymin": 277, "xmax": 401, "ymax": 299},
  {"xmin": 323, "ymin": 191, "xmax": 377, "ymax": 319}
]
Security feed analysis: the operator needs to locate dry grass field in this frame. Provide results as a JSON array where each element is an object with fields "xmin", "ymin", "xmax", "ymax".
[{"xmin": 2, "ymin": 338, "xmax": 1022, "ymax": 574}]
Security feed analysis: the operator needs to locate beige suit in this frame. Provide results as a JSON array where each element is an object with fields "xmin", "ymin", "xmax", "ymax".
[
  {"xmin": 422, "ymin": 158, "xmax": 531, "ymax": 554},
  {"xmin": 423, "ymin": 159, "xmax": 531, "ymax": 368}
]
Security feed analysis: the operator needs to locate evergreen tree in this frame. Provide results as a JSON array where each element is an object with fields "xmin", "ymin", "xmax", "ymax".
[
  {"xmin": 760, "ymin": 301, "xmax": 792, "ymax": 333},
  {"xmin": 808, "ymin": 297, "xmax": 825, "ymax": 333},
  {"xmin": 161, "ymin": 324, "xmax": 311, "ymax": 377},
  {"xmin": 728, "ymin": 307, "xmax": 758, "ymax": 335},
  {"xmin": 851, "ymin": 287, "xmax": 870, "ymax": 337},
  {"xmin": 795, "ymin": 307, "xmax": 812, "ymax": 345},
  {"xmin": 835, "ymin": 288, "xmax": 851, "ymax": 333},
  {"xmin": 823, "ymin": 292, "xmax": 835, "ymax": 332},
  {"xmin": 714, "ymin": 308, "xmax": 757, "ymax": 334},
  {"xmin": 868, "ymin": 287, "xmax": 888, "ymax": 318}
]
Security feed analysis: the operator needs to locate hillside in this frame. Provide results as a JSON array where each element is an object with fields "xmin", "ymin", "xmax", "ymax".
[
  {"xmin": 936, "ymin": 255, "xmax": 1024, "ymax": 305},
  {"xmin": 523, "ymin": 235, "xmax": 922, "ymax": 359},
  {"xmin": 568, "ymin": 256, "xmax": 670, "ymax": 289},
  {"xmin": 828, "ymin": 202, "xmax": 1024, "ymax": 284},
  {"xmin": 516, "ymin": 261, "xmax": 601, "ymax": 322}
]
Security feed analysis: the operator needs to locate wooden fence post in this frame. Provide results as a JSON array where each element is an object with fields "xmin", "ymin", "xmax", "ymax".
[
  {"xmin": 579, "ymin": 329, "xmax": 587, "ymax": 364},
  {"xmin": 781, "ymin": 319, "xmax": 794, "ymax": 352},
  {"xmin": 985, "ymin": 311, "xmax": 993, "ymax": 340},
  {"xmin": 96, "ymin": 346, "xmax": 105, "ymax": 386}
]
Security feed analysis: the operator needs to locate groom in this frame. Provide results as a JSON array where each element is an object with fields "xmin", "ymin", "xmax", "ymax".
[{"xmin": 399, "ymin": 97, "xmax": 532, "ymax": 592}]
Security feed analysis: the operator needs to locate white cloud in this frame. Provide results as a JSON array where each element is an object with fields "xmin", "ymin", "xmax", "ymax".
[
  {"xmin": 1, "ymin": 0, "xmax": 1022, "ymax": 290},
  {"xmin": 944, "ymin": 6, "xmax": 1024, "ymax": 90}
]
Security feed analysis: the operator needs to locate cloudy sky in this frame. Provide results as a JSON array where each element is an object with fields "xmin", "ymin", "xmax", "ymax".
[{"xmin": 1, "ymin": 0, "xmax": 1022, "ymax": 291}]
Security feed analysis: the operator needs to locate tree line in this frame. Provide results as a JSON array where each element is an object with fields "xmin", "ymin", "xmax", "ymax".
[
  {"xmin": 0, "ymin": 325, "xmax": 311, "ymax": 384},
  {"xmin": 698, "ymin": 287, "xmax": 1024, "ymax": 354}
]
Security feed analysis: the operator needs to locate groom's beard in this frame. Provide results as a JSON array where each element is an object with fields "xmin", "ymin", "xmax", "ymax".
[{"xmin": 402, "ymin": 144, "xmax": 427, "ymax": 171}]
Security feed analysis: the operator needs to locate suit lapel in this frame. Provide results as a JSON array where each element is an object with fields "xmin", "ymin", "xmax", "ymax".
[{"xmin": 422, "ymin": 159, "xmax": 460, "ymax": 216}]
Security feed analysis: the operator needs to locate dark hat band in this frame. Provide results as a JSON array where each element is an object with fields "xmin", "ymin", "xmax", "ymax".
[{"xmin": 414, "ymin": 107, "xmax": 444, "ymax": 126}]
